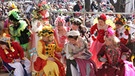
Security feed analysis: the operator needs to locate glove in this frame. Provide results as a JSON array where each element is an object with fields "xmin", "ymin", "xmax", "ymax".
[{"xmin": 91, "ymin": 36, "xmax": 96, "ymax": 41}]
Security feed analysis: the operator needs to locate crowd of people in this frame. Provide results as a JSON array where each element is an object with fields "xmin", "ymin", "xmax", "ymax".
[{"xmin": 0, "ymin": 0, "xmax": 135, "ymax": 76}]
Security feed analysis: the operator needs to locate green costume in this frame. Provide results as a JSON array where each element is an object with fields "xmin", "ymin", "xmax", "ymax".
[{"xmin": 9, "ymin": 9, "xmax": 31, "ymax": 51}]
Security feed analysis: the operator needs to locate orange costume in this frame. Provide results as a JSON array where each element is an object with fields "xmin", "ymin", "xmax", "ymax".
[{"xmin": 34, "ymin": 26, "xmax": 65, "ymax": 76}]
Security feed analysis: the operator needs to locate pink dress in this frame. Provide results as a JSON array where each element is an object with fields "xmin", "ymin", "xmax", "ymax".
[
  {"xmin": 54, "ymin": 27, "xmax": 68, "ymax": 59},
  {"xmin": 90, "ymin": 23, "xmax": 111, "ymax": 68}
]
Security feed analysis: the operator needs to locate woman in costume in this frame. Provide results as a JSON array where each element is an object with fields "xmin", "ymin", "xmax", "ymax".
[
  {"xmin": 114, "ymin": 15, "xmax": 129, "ymax": 45},
  {"xmin": 54, "ymin": 16, "xmax": 68, "ymax": 60},
  {"xmin": 96, "ymin": 27, "xmax": 135, "ymax": 76},
  {"xmin": 90, "ymin": 14, "xmax": 112, "ymax": 68},
  {"xmin": 54, "ymin": 16, "xmax": 68, "ymax": 48},
  {"xmin": 34, "ymin": 25, "xmax": 65, "ymax": 76},
  {"xmin": 8, "ymin": 9, "xmax": 31, "ymax": 58},
  {"xmin": 0, "ymin": 33, "xmax": 31, "ymax": 76},
  {"xmin": 62, "ymin": 30, "xmax": 96, "ymax": 76},
  {"xmin": 32, "ymin": 1, "xmax": 50, "ymax": 25},
  {"xmin": 70, "ymin": 18, "xmax": 89, "ymax": 41}
]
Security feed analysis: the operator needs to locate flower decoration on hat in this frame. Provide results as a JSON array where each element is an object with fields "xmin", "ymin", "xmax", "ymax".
[
  {"xmin": 38, "ymin": 25, "xmax": 54, "ymax": 37},
  {"xmin": 115, "ymin": 18, "xmax": 126, "ymax": 25},
  {"xmin": 8, "ymin": 2, "xmax": 17, "ymax": 9},
  {"xmin": 54, "ymin": 16, "xmax": 66, "ymax": 26},
  {"xmin": 114, "ymin": 14, "xmax": 126, "ymax": 25},
  {"xmin": 32, "ymin": 1, "xmax": 49, "ymax": 21},
  {"xmin": 38, "ymin": 1, "xmax": 49, "ymax": 11},
  {"xmin": 98, "ymin": 14, "xmax": 107, "ymax": 21},
  {"xmin": 70, "ymin": 18, "xmax": 82, "ymax": 25}
]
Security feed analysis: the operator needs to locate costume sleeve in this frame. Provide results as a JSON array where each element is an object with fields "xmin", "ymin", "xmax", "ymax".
[
  {"xmin": 14, "ymin": 42, "xmax": 25, "ymax": 59},
  {"xmin": 97, "ymin": 45, "xmax": 106, "ymax": 62},
  {"xmin": 0, "ymin": 49, "xmax": 13, "ymax": 63},
  {"xmin": 90, "ymin": 24, "xmax": 97, "ymax": 41},
  {"xmin": 37, "ymin": 40, "xmax": 48, "ymax": 60},
  {"xmin": 120, "ymin": 43, "xmax": 131, "ymax": 53},
  {"xmin": 90, "ymin": 24, "xmax": 97, "ymax": 34},
  {"xmin": 63, "ymin": 44, "xmax": 74, "ymax": 59},
  {"xmin": 54, "ymin": 39, "xmax": 62, "ymax": 52}
]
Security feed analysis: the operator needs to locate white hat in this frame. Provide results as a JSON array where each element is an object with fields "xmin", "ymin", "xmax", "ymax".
[
  {"xmin": 0, "ymin": 33, "xmax": 10, "ymax": 43},
  {"xmin": 67, "ymin": 30, "xmax": 80, "ymax": 36}
]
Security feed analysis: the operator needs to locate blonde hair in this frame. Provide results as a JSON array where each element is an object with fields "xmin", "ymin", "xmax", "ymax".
[{"xmin": 104, "ymin": 35, "xmax": 120, "ymax": 46}]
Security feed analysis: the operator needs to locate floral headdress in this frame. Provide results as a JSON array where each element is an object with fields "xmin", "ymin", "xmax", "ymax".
[
  {"xmin": 54, "ymin": 16, "xmax": 66, "ymax": 26},
  {"xmin": 115, "ymin": 18, "xmax": 126, "ymax": 25},
  {"xmin": 70, "ymin": 18, "xmax": 82, "ymax": 25},
  {"xmin": 114, "ymin": 14, "xmax": 126, "ymax": 25},
  {"xmin": 32, "ymin": 1, "xmax": 49, "ymax": 20},
  {"xmin": 38, "ymin": 1, "xmax": 49, "ymax": 11},
  {"xmin": 8, "ymin": 2, "xmax": 17, "ymax": 9},
  {"xmin": 38, "ymin": 25, "xmax": 54, "ymax": 37}
]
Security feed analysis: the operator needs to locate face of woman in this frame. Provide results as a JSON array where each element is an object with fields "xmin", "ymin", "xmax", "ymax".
[
  {"xmin": 98, "ymin": 19, "xmax": 105, "ymax": 26},
  {"xmin": 71, "ymin": 24, "xmax": 78, "ymax": 30},
  {"xmin": 42, "ymin": 35, "xmax": 54, "ymax": 42},
  {"xmin": 57, "ymin": 22, "xmax": 64, "ymax": 30},
  {"xmin": 68, "ymin": 38, "xmax": 77, "ymax": 45},
  {"xmin": 115, "ymin": 24, "xmax": 122, "ymax": 29}
]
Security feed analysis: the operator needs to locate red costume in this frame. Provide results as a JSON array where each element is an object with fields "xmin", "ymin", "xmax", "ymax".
[
  {"xmin": 96, "ymin": 43, "xmax": 135, "ymax": 76},
  {"xmin": 90, "ymin": 23, "xmax": 111, "ymax": 68},
  {"xmin": 115, "ymin": 26, "xmax": 129, "ymax": 45},
  {"xmin": 0, "ymin": 42, "xmax": 24, "ymax": 63}
]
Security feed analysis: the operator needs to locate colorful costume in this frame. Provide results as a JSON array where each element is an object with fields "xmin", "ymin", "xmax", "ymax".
[
  {"xmin": 32, "ymin": 1, "xmax": 49, "ymax": 25},
  {"xmin": 96, "ymin": 43, "xmax": 135, "ymax": 76},
  {"xmin": 54, "ymin": 16, "xmax": 68, "ymax": 48},
  {"xmin": 96, "ymin": 27, "xmax": 135, "ymax": 76},
  {"xmin": 62, "ymin": 30, "xmax": 96, "ymax": 76},
  {"xmin": 34, "ymin": 26, "xmax": 65, "ymax": 76},
  {"xmin": 115, "ymin": 25, "xmax": 129, "ymax": 45},
  {"xmin": 8, "ymin": 9, "xmax": 31, "ymax": 51},
  {"xmin": 114, "ymin": 14, "xmax": 129, "ymax": 45},
  {"xmin": 0, "ymin": 34, "xmax": 31, "ymax": 76},
  {"xmin": 90, "ymin": 23, "xmax": 111, "ymax": 68},
  {"xmin": 54, "ymin": 16, "xmax": 68, "ymax": 59}
]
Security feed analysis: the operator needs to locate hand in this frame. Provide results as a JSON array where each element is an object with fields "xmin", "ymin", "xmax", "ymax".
[
  {"xmin": 100, "ymin": 57, "xmax": 107, "ymax": 62},
  {"xmin": 91, "ymin": 36, "xmax": 96, "ymax": 41},
  {"xmin": 73, "ymin": 52, "xmax": 83, "ymax": 58}
]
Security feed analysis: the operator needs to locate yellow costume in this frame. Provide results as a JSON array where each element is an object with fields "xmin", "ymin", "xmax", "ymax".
[{"xmin": 36, "ymin": 26, "xmax": 65, "ymax": 76}]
